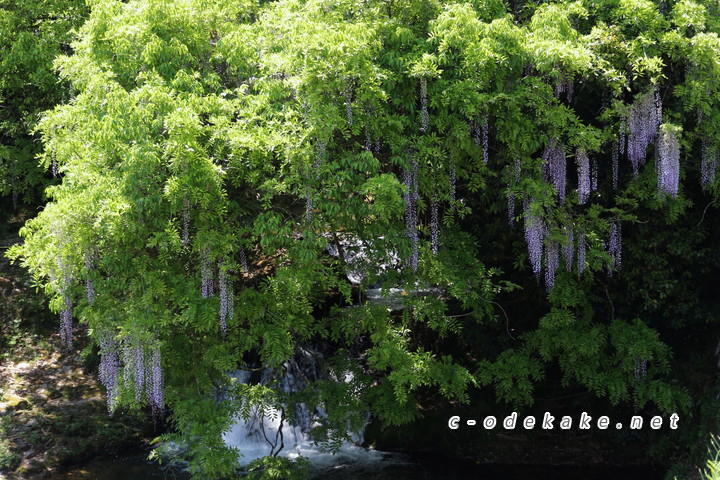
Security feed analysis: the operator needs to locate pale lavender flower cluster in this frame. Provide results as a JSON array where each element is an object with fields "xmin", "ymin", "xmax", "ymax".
[
  {"xmin": 430, "ymin": 200, "xmax": 439, "ymax": 255},
  {"xmin": 98, "ymin": 332, "xmax": 120, "ymax": 414},
  {"xmin": 420, "ymin": 78, "xmax": 428, "ymax": 133},
  {"xmin": 201, "ymin": 249, "xmax": 214, "ymax": 298},
  {"xmin": 628, "ymin": 89, "xmax": 662, "ymax": 176},
  {"xmin": 523, "ymin": 196, "xmax": 544, "ymax": 277},
  {"xmin": 121, "ymin": 335, "xmax": 145, "ymax": 403},
  {"xmin": 611, "ymin": 141, "xmax": 620, "ymax": 191},
  {"xmin": 542, "ymin": 138, "xmax": 566, "ymax": 202},
  {"xmin": 84, "ymin": 252, "xmax": 95, "ymax": 304},
  {"xmin": 634, "ymin": 357, "xmax": 647, "ymax": 381},
  {"xmin": 305, "ymin": 186, "xmax": 313, "ymax": 222},
  {"xmin": 182, "ymin": 199, "xmax": 190, "ymax": 247},
  {"xmin": 403, "ymin": 160, "xmax": 419, "ymax": 272},
  {"xmin": 577, "ymin": 230, "xmax": 587, "ymax": 276},
  {"xmin": 562, "ymin": 223, "xmax": 574, "ymax": 272},
  {"xmin": 133, "ymin": 342, "xmax": 145, "ymax": 403},
  {"xmin": 555, "ymin": 75, "xmax": 574, "ymax": 102},
  {"xmin": 59, "ymin": 295, "xmax": 73, "ymax": 349},
  {"xmin": 148, "ymin": 342, "xmax": 164, "ymax": 418},
  {"xmin": 544, "ymin": 236, "xmax": 559, "ymax": 289},
  {"xmin": 614, "ymin": 119, "xmax": 627, "ymax": 190},
  {"xmin": 591, "ymin": 157, "xmax": 598, "ymax": 192},
  {"xmin": 701, "ymin": 139, "xmax": 717, "ymax": 189},
  {"xmin": 607, "ymin": 221, "xmax": 622, "ymax": 272},
  {"xmin": 51, "ymin": 156, "xmax": 58, "ymax": 177},
  {"xmin": 117, "ymin": 334, "xmax": 164, "ymax": 417},
  {"xmin": 656, "ymin": 125, "xmax": 680, "ymax": 198},
  {"xmin": 56, "ymin": 258, "xmax": 73, "ymax": 348},
  {"xmin": 344, "ymin": 80, "xmax": 353, "ymax": 127},
  {"xmin": 239, "ymin": 247, "xmax": 249, "ymax": 272},
  {"xmin": 219, "ymin": 264, "xmax": 234, "ymax": 335},
  {"xmin": 576, "ymin": 148, "xmax": 591, "ymax": 204}
]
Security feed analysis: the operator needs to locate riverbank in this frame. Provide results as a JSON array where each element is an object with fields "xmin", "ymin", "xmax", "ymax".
[{"xmin": 1, "ymin": 226, "xmax": 153, "ymax": 479}]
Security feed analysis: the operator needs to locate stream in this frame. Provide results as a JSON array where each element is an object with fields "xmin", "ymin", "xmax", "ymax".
[{"xmin": 49, "ymin": 451, "xmax": 663, "ymax": 480}]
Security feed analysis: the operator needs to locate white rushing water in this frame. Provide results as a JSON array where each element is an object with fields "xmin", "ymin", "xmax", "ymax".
[{"xmin": 221, "ymin": 351, "xmax": 377, "ymax": 468}]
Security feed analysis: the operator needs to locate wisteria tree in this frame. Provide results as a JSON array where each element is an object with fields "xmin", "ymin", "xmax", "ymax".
[{"xmin": 8, "ymin": 0, "xmax": 720, "ymax": 477}]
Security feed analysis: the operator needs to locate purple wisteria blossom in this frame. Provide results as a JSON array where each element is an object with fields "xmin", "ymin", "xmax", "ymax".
[
  {"xmin": 524, "ymin": 196, "xmax": 544, "ymax": 277},
  {"xmin": 656, "ymin": 125, "xmax": 680, "ymax": 198},
  {"xmin": 403, "ymin": 160, "xmax": 419, "ymax": 272},
  {"xmin": 99, "ymin": 332, "xmax": 120, "ymax": 414},
  {"xmin": 607, "ymin": 221, "xmax": 622, "ymax": 272},
  {"xmin": 542, "ymin": 138, "xmax": 566, "ymax": 202},
  {"xmin": 201, "ymin": 249, "xmax": 214, "ymax": 298},
  {"xmin": 628, "ymin": 89, "xmax": 662, "ymax": 176},
  {"xmin": 576, "ymin": 148, "xmax": 591, "ymax": 204},
  {"xmin": 419, "ymin": 78, "xmax": 428, "ymax": 133}
]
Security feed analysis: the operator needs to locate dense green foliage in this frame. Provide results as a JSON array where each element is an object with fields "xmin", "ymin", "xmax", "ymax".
[
  {"xmin": 0, "ymin": 0, "xmax": 88, "ymax": 207},
  {"xmin": 5, "ymin": 0, "xmax": 720, "ymax": 477}
]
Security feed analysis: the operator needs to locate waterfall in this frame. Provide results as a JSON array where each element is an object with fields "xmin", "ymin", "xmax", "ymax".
[{"xmin": 222, "ymin": 349, "xmax": 371, "ymax": 465}]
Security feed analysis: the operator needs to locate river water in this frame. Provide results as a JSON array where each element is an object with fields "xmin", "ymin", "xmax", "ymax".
[{"xmin": 49, "ymin": 451, "xmax": 662, "ymax": 480}]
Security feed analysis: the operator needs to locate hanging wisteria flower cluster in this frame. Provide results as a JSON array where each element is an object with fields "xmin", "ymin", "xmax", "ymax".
[
  {"xmin": 542, "ymin": 138, "xmax": 566, "ymax": 202},
  {"xmin": 701, "ymin": 139, "xmax": 718, "ymax": 189},
  {"xmin": 634, "ymin": 357, "xmax": 648, "ymax": 381},
  {"xmin": 472, "ymin": 118, "xmax": 490, "ymax": 164},
  {"xmin": 59, "ymin": 294, "xmax": 73, "ymax": 349},
  {"xmin": 576, "ymin": 148, "xmax": 591, "ymax": 205},
  {"xmin": 148, "ymin": 342, "xmax": 164, "ymax": 417},
  {"xmin": 239, "ymin": 247, "xmax": 249, "ymax": 272},
  {"xmin": 544, "ymin": 236, "xmax": 559, "ymax": 289},
  {"xmin": 430, "ymin": 199, "xmax": 439, "ymax": 255},
  {"xmin": 98, "ymin": 332, "xmax": 120, "ymax": 414},
  {"xmin": 577, "ymin": 229, "xmax": 587, "ymax": 276},
  {"xmin": 523, "ymin": 200, "xmax": 584, "ymax": 290},
  {"xmin": 85, "ymin": 251, "xmax": 95, "ymax": 304},
  {"xmin": 627, "ymin": 89, "xmax": 662, "ymax": 176},
  {"xmin": 201, "ymin": 248, "xmax": 214, "ymax": 298},
  {"xmin": 403, "ymin": 159, "xmax": 419, "ymax": 272},
  {"xmin": 182, "ymin": 199, "xmax": 190, "ymax": 247},
  {"xmin": 591, "ymin": 157, "xmax": 598, "ymax": 192},
  {"xmin": 607, "ymin": 221, "xmax": 622, "ymax": 273},
  {"xmin": 112, "ymin": 333, "xmax": 165, "ymax": 417},
  {"xmin": 56, "ymin": 256, "xmax": 73, "ymax": 348},
  {"xmin": 523, "ymin": 196, "xmax": 544, "ymax": 277},
  {"xmin": 123, "ymin": 334, "xmax": 146, "ymax": 403},
  {"xmin": 555, "ymin": 74, "xmax": 574, "ymax": 102},
  {"xmin": 656, "ymin": 124, "xmax": 680, "ymax": 198},
  {"xmin": 218, "ymin": 263, "xmax": 234, "ymax": 335},
  {"xmin": 612, "ymin": 119, "xmax": 627, "ymax": 190}
]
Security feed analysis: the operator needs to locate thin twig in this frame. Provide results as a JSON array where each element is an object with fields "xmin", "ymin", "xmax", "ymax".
[
  {"xmin": 697, "ymin": 200, "xmax": 717, "ymax": 227},
  {"xmin": 604, "ymin": 283, "xmax": 615, "ymax": 321},
  {"xmin": 480, "ymin": 297, "xmax": 516, "ymax": 340}
]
